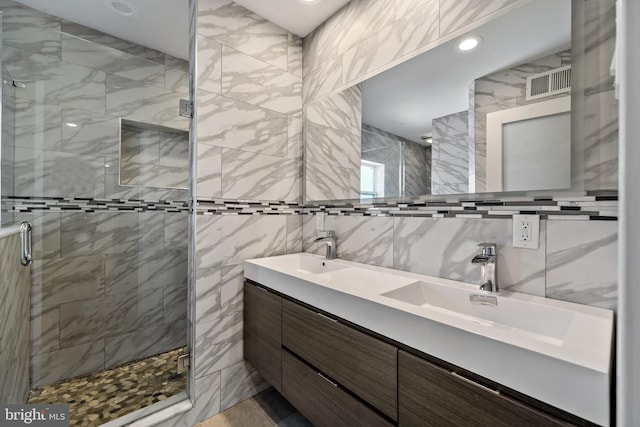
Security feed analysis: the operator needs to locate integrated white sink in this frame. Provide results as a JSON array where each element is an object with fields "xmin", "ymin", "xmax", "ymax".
[
  {"xmin": 381, "ymin": 281, "xmax": 575, "ymax": 345},
  {"xmin": 244, "ymin": 253, "xmax": 614, "ymax": 426}
]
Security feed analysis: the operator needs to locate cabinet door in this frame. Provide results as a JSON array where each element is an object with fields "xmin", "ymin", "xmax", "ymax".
[
  {"xmin": 243, "ymin": 281, "xmax": 282, "ymax": 392},
  {"xmin": 282, "ymin": 299, "xmax": 397, "ymax": 420},
  {"xmin": 398, "ymin": 350, "xmax": 570, "ymax": 427},
  {"xmin": 282, "ymin": 350, "xmax": 394, "ymax": 427}
]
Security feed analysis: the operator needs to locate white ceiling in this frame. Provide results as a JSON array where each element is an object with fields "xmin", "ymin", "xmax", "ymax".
[
  {"xmin": 235, "ymin": 0, "xmax": 350, "ymax": 37},
  {"xmin": 362, "ymin": 0, "xmax": 572, "ymax": 144},
  {"xmin": 14, "ymin": 0, "xmax": 349, "ymax": 60}
]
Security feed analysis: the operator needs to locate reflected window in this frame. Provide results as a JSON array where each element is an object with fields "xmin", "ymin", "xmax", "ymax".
[{"xmin": 361, "ymin": 160, "xmax": 385, "ymax": 198}]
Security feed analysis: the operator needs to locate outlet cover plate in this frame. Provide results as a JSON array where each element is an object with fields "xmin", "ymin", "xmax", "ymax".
[{"xmin": 513, "ymin": 214, "xmax": 540, "ymax": 249}]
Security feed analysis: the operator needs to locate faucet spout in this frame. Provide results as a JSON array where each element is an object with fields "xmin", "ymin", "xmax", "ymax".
[
  {"xmin": 315, "ymin": 230, "xmax": 337, "ymax": 260},
  {"xmin": 471, "ymin": 243, "xmax": 498, "ymax": 293}
]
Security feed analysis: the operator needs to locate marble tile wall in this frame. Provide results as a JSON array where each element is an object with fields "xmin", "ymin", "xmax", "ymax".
[
  {"xmin": 303, "ymin": 212, "xmax": 617, "ymax": 307},
  {"xmin": 305, "ymin": 85, "xmax": 361, "ymax": 201},
  {"xmin": 431, "ymin": 110, "xmax": 469, "ymax": 195},
  {"xmin": 0, "ymin": 231, "xmax": 30, "ymax": 403},
  {"xmin": 0, "ymin": 0, "xmax": 189, "ymax": 386}
]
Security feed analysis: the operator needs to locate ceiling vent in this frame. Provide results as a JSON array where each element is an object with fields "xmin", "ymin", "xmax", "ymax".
[{"xmin": 526, "ymin": 65, "xmax": 571, "ymax": 101}]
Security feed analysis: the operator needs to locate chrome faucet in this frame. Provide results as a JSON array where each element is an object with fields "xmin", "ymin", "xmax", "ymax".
[
  {"xmin": 314, "ymin": 230, "xmax": 337, "ymax": 260},
  {"xmin": 471, "ymin": 243, "xmax": 498, "ymax": 293}
]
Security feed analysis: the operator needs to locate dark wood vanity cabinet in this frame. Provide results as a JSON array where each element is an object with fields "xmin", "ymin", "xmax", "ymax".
[
  {"xmin": 243, "ymin": 282, "xmax": 282, "ymax": 392},
  {"xmin": 244, "ymin": 280, "xmax": 582, "ymax": 427},
  {"xmin": 398, "ymin": 350, "xmax": 570, "ymax": 427},
  {"xmin": 282, "ymin": 298, "xmax": 397, "ymax": 421}
]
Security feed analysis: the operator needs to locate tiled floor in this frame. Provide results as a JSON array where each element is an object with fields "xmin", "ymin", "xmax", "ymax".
[
  {"xmin": 196, "ymin": 388, "xmax": 313, "ymax": 427},
  {"xmin": 27, "ymin": 347, "xmax": 187, "ymax": 427}
]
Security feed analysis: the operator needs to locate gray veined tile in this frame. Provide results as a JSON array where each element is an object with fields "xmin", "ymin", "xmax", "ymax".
[
  {"xmin": 197, "ymin": 34, "xmax": 222, "ymax": 93},
  {"xmin": 342, "ymin": 1, "xmax": 439, "ymax": 84},
  {"xmin": 439, "ymin": 0, "xmax": 519, "ymax": 37},
  {"xmin": 104, "ymin": 322, "xmax": 186, "ymax": 369},
  {"xmin": 194, "ymin": 313, "xmax": 243, "ymax": 379},
  {"xmin": 31, "ymin": 305, "xmax": 59, "ymax": 356},
  {"xmin": 220, "ymin": 46, "xmax": 302, "ymax": 115},
  {"xmin": 3, "ymin": 22, "xmax": 62, "ymax": 58},
  {"xmin": 49, "ymin": 60, "xmax": 107, "ymax": 114},
  {"xmin": 156, "ymin": 372, "xmax": 221, "ymax": 427},
  {"xmin": 196, "ymin": 267, "xmax": 222, "ymax": 323},
  {"xmin": 195, "ymin": 214, "xmax": 286, "ymax": 269},
  {"xmin": 120, "ymin": 161, "xmax": 189, "ymax": 189},
  {"xmin": 13, "ymin": 148, "xmax": 106, "ymax": 199},
  {"xmin": 306, "ymin": 85, "xmax": 362, "ymax": 136},
  {"xmin": 106, "ymin": 74, "xmax": 190, "ymax": 131},
  {"xmin": 198, "ymin": 0, "xmax": 288, "ymax": 70},
  {"xmin": 164, "ymin": 285, "xmax": 188, "ymax": 324},
  {"xmin": 546, "ymin": 220, "xmax": 617, "ymax": 309},
  {"xmin": 305, "ymin": 162, "xmax": 351, "ymax": 201},
  {"xmin": 159, "ymin": 132, "xmax": 190, "ymax": 168},
  {"xmin": 31, "ymin": 256, "xmax": 105, "ymax": 306},
  {"xmin": 582, "ymin": 90, "xmax": 618, "ymax": 190},
  {"xmin": 323, "ymin": 215, "xmax": 394, "ymax": 268},
  {"xmin": 196, "ymin": 143, "xmax": 222, "ymax": 199},
  {"xmin": 58, "ymin": 289, "xmax": 164, "ymax": 348},
  {"xmin": 198, "ymin": 90, "xmax": 288, "ymax": 157},
  {"xmin": 306, "ymin": 122, "xmax": 360, "ymax": 170},
  {"xmin": 288, "ymin": 33, "xmax": 303, "ymax": 78},
  {"xmin": 61, "ymin": 34, "xmax": 165, "ymax": 86},
  {"xmin": 221, "ymin": 264, "xmax": 244, "ymax": 317},
  {"xmin": 220, "ymin": 360, "xmax": 269, "ymax": 411},
  {"xmin": 221, "ymin": 148, "xmax": 299, "ymax": 201},
  {"xmin": 286, "ymin": 215, "xmax": 303, "ymax": 254},
  {"xmin": 60, "ymin": 108, "xmax": 120, "ymax": 156},
  {"xmin": 16, "ymin": 212, "xmax": 61, "ymax": 260},
  {"xmin": 30, "ymin": 341, "xmax": 104, "ymax": 388},
  {"xmin": 302, "ymin": 55, "xmax": 343, "ymax": 103},
  {"xmin": 287, "ymin": 112, "xmax": 303, "ymax": 159},
  {"xmin": 60, "ymin": 212, "xmax": 140, "ymax": 257},
  {"xmin": 0, "ymin": 2, "xmax": 61, "ymax": 31},
  {"xmin": 139, "ymin": 211, "xmax": 165, "ymax": 249},
  {"xmin": 120, "ymin": 125, "xmax": 161, "ymax": 165},
  {"xmin": 104, "ymin": 156, "xmax": 142, "ymax": 201},
  {"xmin": 165, "ymin": 212, "xmax": 189, "ymax": 249},
  {"xmin": 165, "ymin": 55, "xmax": 190, "ymax": 93},
  {"xmin": 104, "ymin": 250, "xmax": 187, "ymax": 295}
]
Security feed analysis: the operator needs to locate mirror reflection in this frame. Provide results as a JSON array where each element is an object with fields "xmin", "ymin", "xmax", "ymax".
[{"xmin": 304, "ymin": 0, "xmax": 573, "ymax": 202}]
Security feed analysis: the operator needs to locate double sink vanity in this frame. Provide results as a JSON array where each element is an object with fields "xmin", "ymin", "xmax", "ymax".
[{"xmin": 243, "ymin": 252, "xmax": 613, "ymax": 427}]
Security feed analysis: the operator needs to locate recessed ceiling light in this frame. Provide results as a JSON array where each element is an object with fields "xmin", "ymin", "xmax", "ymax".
[
  {"xmin": 65, "ymin": 122, "xmax": 78, "ymax": 128},
  {"xmin": 298, "ymin": 0, "xmax": 320, "ymax": 3},
  {"xmin": 421, "ymin": 135, "xmax": 433, "ymax": 144},
  {"xmin": 106, "ymin": 0, "xmax": 137, "ymax": 17},
  {"xmin": 458, "ymin": 36, "xmax": 481, "ymax": 52}
]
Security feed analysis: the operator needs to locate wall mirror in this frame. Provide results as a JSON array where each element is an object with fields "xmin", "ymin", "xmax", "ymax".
[{"xmin": 304, "ymin": 0, "xmax": 614, "ymax": 203}]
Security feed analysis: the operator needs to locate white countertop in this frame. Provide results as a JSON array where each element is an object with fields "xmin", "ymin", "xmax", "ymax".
[{"xmin": 245, "ymin": 252, "xmax": 614, "ymax": 426}]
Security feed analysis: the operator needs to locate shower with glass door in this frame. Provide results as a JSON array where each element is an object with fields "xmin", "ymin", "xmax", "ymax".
[{"xmin": 0, "ymin": 0, "xmax": 193, "ymax": 424}]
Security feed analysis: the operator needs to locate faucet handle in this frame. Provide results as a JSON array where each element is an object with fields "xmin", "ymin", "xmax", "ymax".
[{"xmin": 477, "ymin": 242, "xmax": 496, "ymax": 256}]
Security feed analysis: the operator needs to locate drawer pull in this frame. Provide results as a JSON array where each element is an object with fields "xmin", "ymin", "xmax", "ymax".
[
  {"xmin": 316, "ymin": 311, "xmax": 338, "ymax": 323},
  {"xmin": 317, "ymin": 372, "xmax": 338, "ymax": 387},
  {"xmin": 451, "ymin": 371, "xmax": 500, "ymax": 395}
]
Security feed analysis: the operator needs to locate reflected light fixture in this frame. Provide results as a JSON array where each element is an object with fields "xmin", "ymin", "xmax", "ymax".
[
  {"xmin": 65, "ymin": 122, "xmax": 78, "ymax": 128},
  {"xmin": 458, "ymin": 36, "xmax": 481, "ymax": 51},
  {"xmin": 107, "ymin": 0, "xmax": 137, "ymax": 17}
]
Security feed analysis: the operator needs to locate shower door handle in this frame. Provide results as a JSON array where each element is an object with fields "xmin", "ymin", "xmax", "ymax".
[{"xmin": 20, "ymin": 221, "xmax": 32, "ymax": 266}]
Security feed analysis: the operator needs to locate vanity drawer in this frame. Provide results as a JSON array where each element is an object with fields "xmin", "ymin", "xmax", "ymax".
[
  {"xmin": 243, "ymin": 281, "xmax": 282, "ymax": 392},
  {"xmin": 282, "ymin": 350, "xmax": 394, "ymax": 427},
  {"xmin": 398, "ymin": 350, "xmax": 571, "ymax": 427},
  {"xmin": 282, "ymin": 299, "xmax": 397, "ymax": 420}
]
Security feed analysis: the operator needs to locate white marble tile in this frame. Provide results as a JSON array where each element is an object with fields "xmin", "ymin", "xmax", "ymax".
[
  {"xmin": 439, "ymin": 0, "xmax": 519, "ymax": 36},
  {"xmin": 154, "ymin": 372, "xmax": 221, "ymax": 427},
  {"xmin": 31, "ymin": 305, "xmax": 59, "ymax": 356},
  {"xmin": 582, "ymin": 90, "xmax": 618, "ymax": 190},
  {"xmin": 196, "ymin": 267, "xmax": 222, "ymax": 323},
  {"xmin": 198, "ymin": 90, "xmax": 288, "ymax": 156},
  {"xmin": 306, "ymin": 85, "xmax": 361, "ymax": 136},
  {"xmin": 194, "ymin": 313, "xmax": 243, "ymax": 379},
  {"xmin": 195, "ymin": 214, "xmax": 286, "ymax": 269},
  {"xmin": 286, "ymin": 215, "xmax": 303, "ymax": 254},
  {"xmin": 31, "ymin": 256, "xmax": 104, "ymax": 306},
  {"xmin": 60, "ymin": 108, "xmax": 120, "ymax": 156},
  {"xmin": 287, "ymin": 112, "xmax": 303, "ymax": 159},
  {"xmin": 324, "ymin": 215, "xmax": 394, "ymax": 268},
  {"xmin": 196, "ymin": 143, "xmax": 222, "ymax": 199},
  {"xmin": 302, "ymin": 56, "xmax": 343, "ymax": 103},
  {"xmin": 13, "ymin": 99, "xmax": 62, "ymax": 151},
  {"xmin": 546, "ymin": 220, "xmax": 617, "ymax": 309},
  {"xmin": 221, "ymin": 46, "xmax": 302, "ymax": 115},
  {"xmin": 31, "ymin": 340, "xmax": 104, "ymax": 387},
  {"xmin": 197, "ymin": 34, "xmax": 222, "ymax": 93},
  {"xmin": 288, "ymin": 33, "xmax": 303, "ymax": 78},
  {"xmin": 221, "ymin": 148, "xmax": 298, "ymax": 201},
  {"xmin": 393, "ymin": 217, "xmax": 546, "ymax": 296},
  {"xmin": 221, "ymin": 264, "xmax": 244, "ymax": 318},
  {"xmin": 304, "ymin": 162, "xmax": 351, "ymax": 202},
  {"xmin": 198, "ymin": 0, "xmax": 288, "ymax": 70},
  {"xmin": 220, "ymin": 360, "xmax": 269, "ymax": 411}
]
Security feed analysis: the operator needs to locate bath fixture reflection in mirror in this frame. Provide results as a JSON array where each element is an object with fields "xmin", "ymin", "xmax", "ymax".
[{"xmin": 303, "ymin": 0, "xmax": 576, "ymax": 202}]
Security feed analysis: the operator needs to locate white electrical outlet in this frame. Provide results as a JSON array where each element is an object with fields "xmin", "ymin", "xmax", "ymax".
[
  {"xmin": 513, "ymin": 214, "xmax": 540, "ymax": 249},
  {"xmin": 316, "ymin": 212, "xmax": 325, "ymax": 230}
]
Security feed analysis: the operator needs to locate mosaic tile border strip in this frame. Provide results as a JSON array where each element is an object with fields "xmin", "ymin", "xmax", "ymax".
[{"xmin": 2, "ymin": 194, "xmax": 618, "ymax": 220}]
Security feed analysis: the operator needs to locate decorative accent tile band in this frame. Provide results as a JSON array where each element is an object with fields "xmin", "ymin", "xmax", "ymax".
[{"xmin": 2, "ymin": 194, "xmax": 618, "ymax": 220}]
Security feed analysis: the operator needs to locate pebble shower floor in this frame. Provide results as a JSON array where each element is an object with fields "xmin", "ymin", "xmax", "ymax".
[{"xmin": 27, "ymin": 347, "xmax": 187, "ymax": 426}]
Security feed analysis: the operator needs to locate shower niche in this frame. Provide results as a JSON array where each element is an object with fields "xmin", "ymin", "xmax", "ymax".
[{"xmin": 119, "ymin": 119, "xmax": 190, "ymax": 190}]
